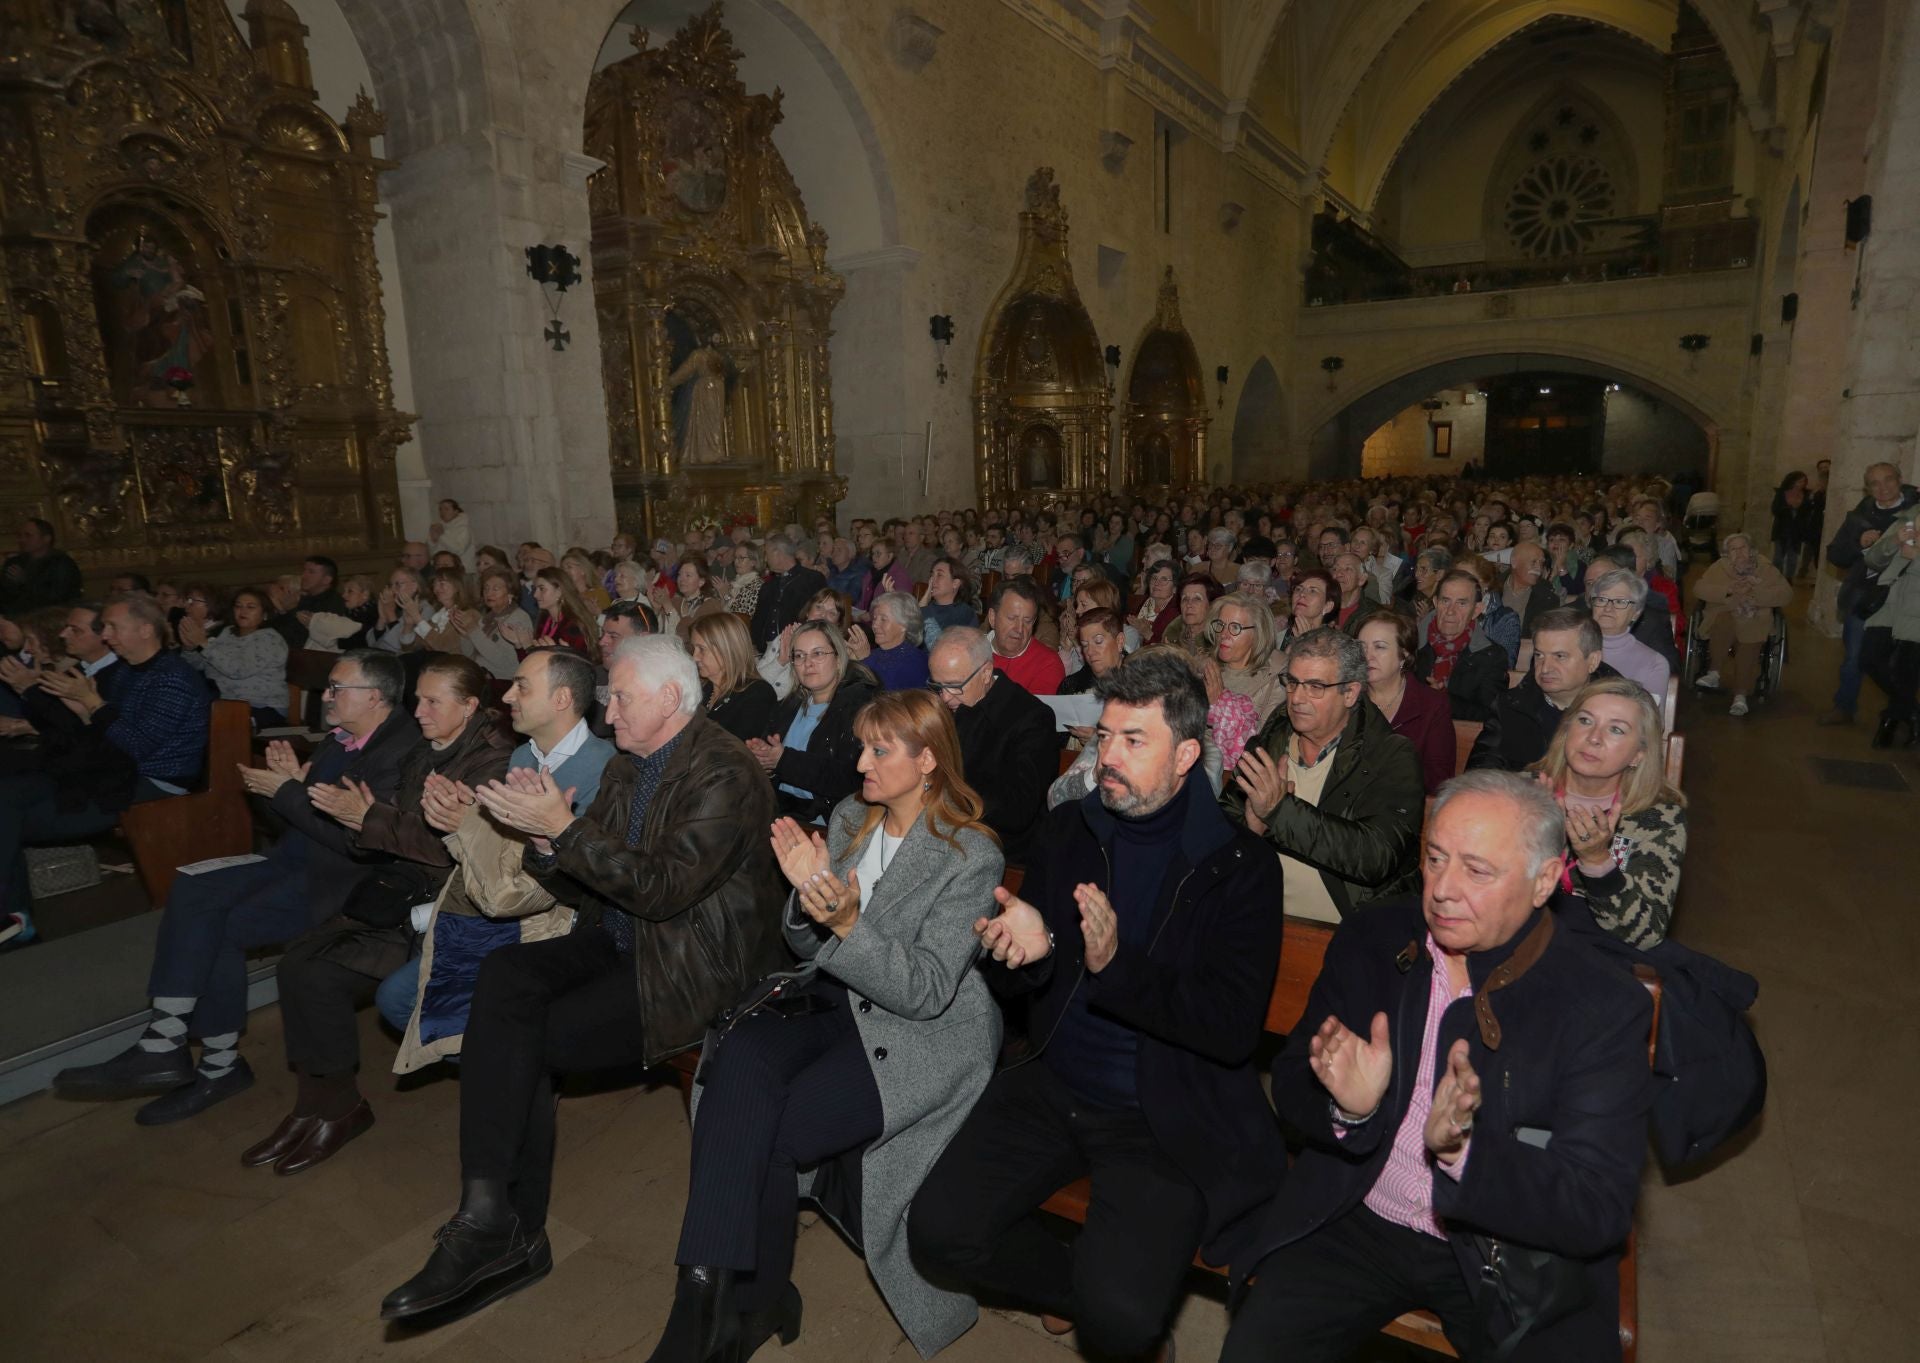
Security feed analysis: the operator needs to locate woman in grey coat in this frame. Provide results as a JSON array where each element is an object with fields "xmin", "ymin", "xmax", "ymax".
[{"xmin": 650, "ymin": 688, "xmax": 1003, "ymax": 1363}]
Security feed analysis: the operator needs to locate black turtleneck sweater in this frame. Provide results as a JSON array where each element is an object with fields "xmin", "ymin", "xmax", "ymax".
[{"xmin": 1044, "ymin": 773, "xmax": 1195, "ymax": 1110}]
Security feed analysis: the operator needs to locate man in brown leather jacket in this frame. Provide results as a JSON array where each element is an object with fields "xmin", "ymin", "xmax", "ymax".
[{"xmin": 382, "ymin": 634, "xmax": 785, "ymax": 1325}]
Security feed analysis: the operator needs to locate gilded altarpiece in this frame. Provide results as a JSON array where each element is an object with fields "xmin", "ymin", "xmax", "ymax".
[
  {"xmin": 585, "ymin": 6, "xmax": 844, "ymax": 541},
  {"xmin": 0, "ymin": 0, "xmax": 408, "ymax": 580},
  {"xmin": 1121, "ymin": 268, "xmax": 1206, "ymax": 491},
  {"xmin": 975, "ymin": 169, "xmax": 1109, "ymax": 507}
]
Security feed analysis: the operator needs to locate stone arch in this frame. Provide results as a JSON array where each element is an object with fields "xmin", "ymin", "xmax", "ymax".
[
  {"xmin": 1231, "ymin": 356, "xmax": 1286, "ymax": 482},
  {"xmin": 1304, "ymin": 346, "xmax": 1725, "ymax": 479},
  {"xmin": 1480, "ymin": 81, "xmax": 1644, "ymax": 259},
  {"xmin": 330, "ymin": 0, "xmax": 495, "ymax": 161}
]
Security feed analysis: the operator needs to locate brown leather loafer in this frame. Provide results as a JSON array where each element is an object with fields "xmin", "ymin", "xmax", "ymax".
[
  {"xmin": 273, "ymin": 1101, "xmax": 374, "ymax": 1175},
  {"xmin": 241, "ymin": 1112, "xmax": 319, "ymax": 1168}
]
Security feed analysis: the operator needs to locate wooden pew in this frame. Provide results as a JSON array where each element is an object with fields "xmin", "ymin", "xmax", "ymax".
[
  {"xmin": 1451, "ymin": 719, "xmax": 1483, "ymax": 776},
  {"xmin": 118, "ymin": 699, "xmax": 255, "ymax": 906}
]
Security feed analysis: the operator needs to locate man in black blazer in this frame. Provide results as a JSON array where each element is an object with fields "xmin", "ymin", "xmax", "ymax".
[
  {"xmin": 52, "ymin": 650, "xmax": 421, "ymax": 1124},
  {"xmin": 749, "ymin": 533, "xmax": 826, "ymax": 651},
  {"xmin": 925, "ymin": 626, "xmax": 1058, "ymax": 865},
  {"xmin": 1468, "ymin": 608, "xmax": 1616, "ymax": 771},
  {"xmin": 1221, "ymin": 771, "xmax": 1654, "ymax": 1363}
]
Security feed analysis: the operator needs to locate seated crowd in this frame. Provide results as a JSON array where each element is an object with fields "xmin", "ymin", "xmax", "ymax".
[{"xmin": 0, "ymin": 467, "xmax": 1828, "ymax": 1361}]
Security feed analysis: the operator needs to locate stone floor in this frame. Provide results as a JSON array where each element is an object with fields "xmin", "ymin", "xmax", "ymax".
[{"xmin": 1, "ymin": 596, "xmax": 1914, "ymax": 1363}]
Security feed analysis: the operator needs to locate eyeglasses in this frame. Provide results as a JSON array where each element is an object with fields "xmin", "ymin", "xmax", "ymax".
[
  {"xmin": 1590, "ymin": 596, "xmax": 1635, "ymax": 610},
  {"xmin": 927, "ymin": 661, "xmax": 988, "ymax": 694},
  {"xmin": 1219, "ymin": 621, "xmax": 1253, "ymax": 637},
  {"xmin": 793, "ymin": 648, "xmax": 837, "ymax": 664},
  {"xmin": 322, "ymin": 682, "xmax": 379, "ymax": 697},
  {"xmin": 1281, "ymin": 675, "xmax": 1351, "ymax": 696}
]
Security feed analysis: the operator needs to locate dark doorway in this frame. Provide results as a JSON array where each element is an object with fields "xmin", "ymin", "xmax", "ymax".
[{"xmin": 1484, "ymin": 373, "xmax": 1604, "ymax": 475}]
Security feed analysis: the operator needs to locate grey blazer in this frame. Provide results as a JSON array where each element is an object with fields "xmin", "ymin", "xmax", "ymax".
[{"xmin": 783, "ymin": 797, "xmax": 1004, "ymax": 1358}]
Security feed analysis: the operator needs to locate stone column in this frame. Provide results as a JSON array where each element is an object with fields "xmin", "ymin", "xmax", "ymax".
[
  {"xmin": 1822, "ymin": 0, "xmax": 1920, "ymax": 629},
  {"xmin": 827, "ymin": 245, "xmax": 925, "ymax": 521}
]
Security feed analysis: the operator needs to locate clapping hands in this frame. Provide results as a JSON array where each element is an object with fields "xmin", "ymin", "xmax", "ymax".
[
  {"xmin": 308, "ymin": 776, "xmax": 377, "ymax": 830},
  {"xmin": 1309, "ymin": 1011, "xmax": 1393, "ymax": 1122},
  {"xmin": 473, "ymin": 766, "xmax": 576, "ymax": 840},
  {"xmin": 421, "ymin": 771, "xmax": 478, "ymax": 834},
  {"xmin": 771, "ymin": 817, "xmax": 859, "ymax": 936},
  {"xmin": 973, "ymin": 885, "xmax": 1052, "ymax": 968}
]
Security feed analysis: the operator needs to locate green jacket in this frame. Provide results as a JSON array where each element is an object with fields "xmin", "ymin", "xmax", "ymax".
[
  {"xmin": 1863, "ymin": 504, "xmax": 1920, "ymax": 641},
  {"xmin": 1220, "ymin": 695, "xmax": 1425, "ymax": 918}
]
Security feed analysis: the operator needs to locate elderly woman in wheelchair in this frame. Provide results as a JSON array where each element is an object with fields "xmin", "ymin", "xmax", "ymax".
[{"xmin": 1691, "ymin": 531, "xmax": 1793, "ymax": 717}]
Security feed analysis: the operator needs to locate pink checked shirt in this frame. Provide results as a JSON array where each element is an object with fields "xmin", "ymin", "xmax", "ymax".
[{"xmin": 1342, "ymin": 933, "xmax": 1473, "ymax": 1239}]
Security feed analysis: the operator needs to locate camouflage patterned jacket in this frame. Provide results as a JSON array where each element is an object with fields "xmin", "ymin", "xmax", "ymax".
[{"xmin": 1570, "ymin": 800, "xmax": 1687, "ymax": 948}]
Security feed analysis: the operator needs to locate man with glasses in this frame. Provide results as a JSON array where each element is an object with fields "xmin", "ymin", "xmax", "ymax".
[
  {"xmin": 928, "ymin": 627, "xmax": 1057, "ymax": 864},
  {"xmin": 1823, "ymin": 460, "xmax": 1918, "ymax": 725},
  {"xmin": 51, "ymin": 650, "xmax": 421, "ymax": 1123},
  {"xmin": 1224, "ymin": 627, "xmax": 1423, "ymax": 924}
]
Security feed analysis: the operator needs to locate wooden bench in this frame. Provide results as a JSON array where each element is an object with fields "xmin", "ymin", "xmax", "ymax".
[
  {"xmin": 1451, "ymin": 719, "xmax": 1483, "ymax": 775},
  {"xmin": 118, "ymin": 699, "xmax": 255, "ymax": 906}
]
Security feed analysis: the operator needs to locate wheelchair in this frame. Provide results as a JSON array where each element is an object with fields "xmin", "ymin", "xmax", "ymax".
[{"xmin": 1683, "ymin": 601, "xmax": 1787, "ymax": 703}]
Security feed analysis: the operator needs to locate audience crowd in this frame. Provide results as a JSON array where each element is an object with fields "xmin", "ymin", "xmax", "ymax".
[{"xmin": 0, "ymin": 462, "xmax": 1882, "ymax": 1359}]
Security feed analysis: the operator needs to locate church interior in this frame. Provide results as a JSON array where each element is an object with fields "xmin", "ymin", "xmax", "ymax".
[{"xmin": 1, "ymin": 0, "xmax": 1917, "ymax": 1359}]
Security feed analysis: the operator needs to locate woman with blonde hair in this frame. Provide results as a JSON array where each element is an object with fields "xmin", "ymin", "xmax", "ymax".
[
  {"xmin": 653, "ymin": 691, "xmax": 1000, "ymax": 1363},
  {"xmin": 561, "ymin": 549, "xmax": 612, "ymax": 614},
  {"xmin": 688, "ymin": 610, "xmax": 780, "ymax": 742},
  {"xmin": 756, "ymin": 588, "xmax": 856, "ymax": 698},
  {"xmin": 1532, "ymin": 676, "xmax": 1687, "ymax": 948},
  {"xmin": 1202, "ymin": 589, "xmax": 1284, "ymax": 726}
]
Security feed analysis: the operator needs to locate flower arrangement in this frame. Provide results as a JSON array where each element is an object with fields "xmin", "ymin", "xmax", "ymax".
[{"xmin": 163, "ymin": 366, "xmax": 194, "ymax": 407}]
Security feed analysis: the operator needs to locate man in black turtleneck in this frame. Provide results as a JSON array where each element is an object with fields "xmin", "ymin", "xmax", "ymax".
[{"xmin": 911, "ymin": 651, "xmax": 1285, "ymax": 1363}]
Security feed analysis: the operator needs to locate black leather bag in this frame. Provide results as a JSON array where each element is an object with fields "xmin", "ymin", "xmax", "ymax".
[
  {"xmin": 1467, "ymin": 1233, "xmax": 1592, "ymax": 1361},
  {"xmin": 341, "ymin": 865, "xmax": 434, "ymax": 930},
  {"xmin": 691, "ymin": 968, "xmax": 831, "ymax": 1088}
]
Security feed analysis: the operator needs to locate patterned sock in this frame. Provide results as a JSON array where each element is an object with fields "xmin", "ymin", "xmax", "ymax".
[
  {"xmin": 137, "ymin": 997, "xmax": 195, "ymax": 1053},
  {"xmin": 198, "ymin": 1032, "xmax": 239, "ymax": 1080}
]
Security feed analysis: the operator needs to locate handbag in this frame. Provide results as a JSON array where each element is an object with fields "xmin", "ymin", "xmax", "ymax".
[
  {"xmin": 342, "ymin": 865, "xmax": 435, "ymax": 929},
  {"xmin": 1467, "ymin": 1233, "xmax": 1592, "ymax": 1361},
  {"xmin": 691, "ymin": 968, "xmax": 831, "ymax": 1088}
]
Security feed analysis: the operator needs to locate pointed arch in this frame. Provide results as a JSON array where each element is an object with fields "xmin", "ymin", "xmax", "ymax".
[{"xmin": 1231, "ymin": 356, "xmax": 1286, "ymax": 481}]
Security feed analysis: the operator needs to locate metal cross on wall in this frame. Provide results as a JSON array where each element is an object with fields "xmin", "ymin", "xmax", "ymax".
[{"xmin": 545, "ymin": 320, "xmax": 570, "ymax": 352}]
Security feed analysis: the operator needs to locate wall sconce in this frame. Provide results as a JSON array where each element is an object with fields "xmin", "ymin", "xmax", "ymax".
[
  {"xmin": 525, "ymin": 244, "xmax": 581, "ymax": 351},
  {"xmin": 1105, "ymin": 344, "xmax": 1122, "ymax": 376},
  {"xmin": 1321, "ymin": 355, "xmax": 1344, "ymax": 390},
  {"xmin": 929, "ymin": 314, "xmax": 954, "ymax": 385},
  {"xmin": 1679, "ymin": 333, "xmax": 1709, "ymax": 371},
  {"xmin": 1215, "ymin": 364, "xmax": 1230, "ymax": 408}
]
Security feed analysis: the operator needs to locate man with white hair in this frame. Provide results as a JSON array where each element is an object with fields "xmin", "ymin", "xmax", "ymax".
[
  {"xmin": 1222, "ymin": 771, "xmax": 1655, "ymax": 1362},
  {"xmin": 382, "ymin": 634, "xmax": 785, "ymax": 1323}
]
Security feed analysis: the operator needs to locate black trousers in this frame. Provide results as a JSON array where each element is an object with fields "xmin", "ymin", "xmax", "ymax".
[
  {"xmin": 277, "ymin": 918, "xmax": 413, "ymax": 1077},
  {"xmin": 1861, "ymin": 626, "xmax": 1920, "ymax": 722},
  {"xmin": 459, "ymin": 929, "xmax": 648, "ymax": 1230},
  {"xmin": 676, "ymin": 991, "xmax": 882, "ymax": 1312},
  {"xmin": 909, "ymin": 1059, "xmax": 1207, "ymax": 1362},
  {"xmin": 1219, "ymin": 1207, "xmax": 1479, "ymax": 1363}
]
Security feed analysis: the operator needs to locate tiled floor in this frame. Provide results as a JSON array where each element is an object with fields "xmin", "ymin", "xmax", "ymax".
[{"xmin": 1, "ymin": 595, "xmax": 1911, "ymax": 1362}]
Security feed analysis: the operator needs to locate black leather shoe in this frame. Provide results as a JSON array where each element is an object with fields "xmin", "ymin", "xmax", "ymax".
[
  {"xmin": 242, "ymin": 1112, "xmax": 319, "ymax": 1168},
  {"xmin": 275, "ymin": 1101, "xmax": 374, "ymax": 1175},
  {"xmin": 53, "ymin": 1042, "xmax": 195, "ymax": 1099},
  {"xmin": 1872, "ymin": 712, "xmax": 1900, "ymax": 749},
  {"xmin": 382, "ymin": 1212, "xmax": 542, "ymax": 1320},
  {"xmin": 135, "ymin": 1059, "xmax": 255, "ymax": 1126},
  {"xmin": 731, "ymin": 1281, "xmax": 802, "ymax": 1359},
  {"xmin": 644, "ymin": 1265, "xmax": 739, "ymax": 1363}
]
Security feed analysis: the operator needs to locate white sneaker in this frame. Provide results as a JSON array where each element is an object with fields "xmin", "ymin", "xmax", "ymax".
[
  {"xmin": 1729, "ymin": 695, "xmax": 1749, "ymax": 717},
  {"xmin": 1695, "ymin": 670, "xmax": 1721, "ymax": 690}
]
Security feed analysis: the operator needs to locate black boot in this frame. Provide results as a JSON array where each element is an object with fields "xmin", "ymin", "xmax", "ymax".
[
  {"xmin": 731, "ymin": 1281, "xmax": 803, "ymax": 1360},
  {"xmin": 380, "ymin": 1179, "xmax": 549, "ymax": 1322},
  {"xmin": 643, "ymin": 1265, "xmax": 739, "ymax": 1363},
  {"xmin": 1872, "ymin": 711, "xmax": 1900, "ymax": 749}
]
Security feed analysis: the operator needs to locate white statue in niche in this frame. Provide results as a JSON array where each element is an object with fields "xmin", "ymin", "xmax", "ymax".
[{"xmin": 668, "ymin": 336, "xmax": 731, "ymax": 466}]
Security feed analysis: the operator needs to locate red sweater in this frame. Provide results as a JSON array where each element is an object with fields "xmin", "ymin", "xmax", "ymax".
[{"xmin": 992, "ymin": 638, "xmax": 1066, "ymax": 696}]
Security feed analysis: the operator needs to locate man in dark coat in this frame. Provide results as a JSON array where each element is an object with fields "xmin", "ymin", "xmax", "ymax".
[
  {"xmin": 926, "ymin": 626, "xmax": 1058, "ymax": 865},
  {"xmin": 1224, "ymin": 626, "xmax": 1424, "ymax": 922},
  {"xmin": 0, "ymin": 516, "xmax": 83, "ymax": 614},
  {"xmin": 270, "ymin": 555, "xmax": 347, "ymax": 650},
  {"xmin": 749, "ymin": 533, "xmax": 827, "ymax": 651},
  {"xmin": 382, "ymin": 634, "xmax": 785, "ymax": 1324},
  {"xmin": 912, "ymin": 651, "xmax": 1285, "ymax": 1363},
  {"xmin": 1822, "ymin": 461, "xmax": 1920, "ymax": 724},
  {"xmin": 1221, "ymin": 771, "xmax": 1655, "ymax": 1363},
  {"xmin": 1469, "ymin": 608, "xmax": 1617, "ymax": 772},
  {"xmin": 51, "ymin": 649, "xmax": 421, "ymax": 1122},
  {"xmin": 1413, "ymin": 571, "xmax": 1511, "ymax": 722}
]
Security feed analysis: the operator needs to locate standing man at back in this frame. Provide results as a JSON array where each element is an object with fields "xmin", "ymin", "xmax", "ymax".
[{"xmin": 1823, "ymin": 461, "xmax": 1919, "ymax": 726}]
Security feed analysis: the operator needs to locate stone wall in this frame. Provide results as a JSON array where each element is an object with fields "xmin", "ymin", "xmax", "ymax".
[{"xmin": 1360, "ymin": 389, "xmax": 1484, "ymax": 476}]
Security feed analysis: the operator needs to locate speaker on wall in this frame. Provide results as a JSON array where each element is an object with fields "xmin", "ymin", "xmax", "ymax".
[
  {"xmin": 1781, "ymin": 292, "xmax": 1799, "ymax": 324},
  {"xmin": 1845, "ymin": 195, "xmax": 1873, "ymax": 245},
  {"xmin": 1750, "ymin": 333, "xmax": 1764, "ymax": 356}
]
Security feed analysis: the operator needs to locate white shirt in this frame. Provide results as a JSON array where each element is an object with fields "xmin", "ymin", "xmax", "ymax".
[
  {"xmin": 854, "ymin": 822, "xmax": 906, "ymax": 913},
  {"xmin": 82, "ymin": 651, "xmax": 120, "ymax": 678},
  {"xmin": 528, "ymin": 717, "xmax": 591, "ymax": 773}
]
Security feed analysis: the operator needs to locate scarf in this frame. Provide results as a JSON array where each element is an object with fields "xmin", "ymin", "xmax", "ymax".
[{"xmin": 1426, "ymin": 618, "xmax": 1470, "ymax": 685}]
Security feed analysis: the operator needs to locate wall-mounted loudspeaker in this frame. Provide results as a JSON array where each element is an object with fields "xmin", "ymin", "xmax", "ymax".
[
  {"xmin": 1845, "ymin": 195, "xmax": 1873, "ymax": 245},
  {"xmin": 1781, "ymin": 292, "xmax": 1799, "ymax": 324}
]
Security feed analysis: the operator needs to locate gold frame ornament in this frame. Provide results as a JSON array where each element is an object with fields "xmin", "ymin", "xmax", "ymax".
[
  {"xmin": 0, "ymin": 0, "xmax": 411, "ymax": 582},
  {"xmin": 584, "ymin": 3, "xmax": 845, "ymax": 545},
  {"xmin": 973, "ymin": 168, "xmax": 1110, "ymax": 508}
]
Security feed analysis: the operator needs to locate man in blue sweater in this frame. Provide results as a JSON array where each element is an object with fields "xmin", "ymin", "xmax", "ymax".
[{"xmin": 0, "ymin": 593, "xmax": 205, "ymax": 948}]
